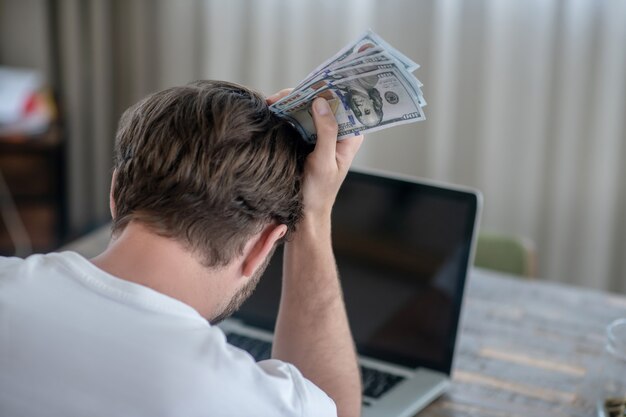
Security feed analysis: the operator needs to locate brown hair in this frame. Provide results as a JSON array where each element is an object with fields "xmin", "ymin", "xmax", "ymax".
[{"xmin": 112, "ymin": 80, "xmax": 309, "ymax": 266}]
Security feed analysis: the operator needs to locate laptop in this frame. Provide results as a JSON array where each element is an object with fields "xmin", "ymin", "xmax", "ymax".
[{"xmin": 220, "ymin": 167, "xmax": 482, "ymax": 417}]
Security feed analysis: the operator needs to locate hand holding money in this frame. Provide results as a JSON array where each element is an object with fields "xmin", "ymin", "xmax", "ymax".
[{"xmin": 269, "ymin": 29, "xmax": 426, "ymax": 143}]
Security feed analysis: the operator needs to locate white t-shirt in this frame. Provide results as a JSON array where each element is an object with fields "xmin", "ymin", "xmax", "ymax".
[{"xmin": 0, "ymin": 252, "xmax": 336, "ymax": 417}]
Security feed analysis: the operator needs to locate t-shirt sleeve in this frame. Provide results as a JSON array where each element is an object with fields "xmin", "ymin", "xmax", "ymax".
[
  {"xmin": 257, "ymin": 359, "xmax": 338, "ymax": 417},
  {"xmin": 215, "ymin": 333, "xmax": 337, "ymax": 417}
]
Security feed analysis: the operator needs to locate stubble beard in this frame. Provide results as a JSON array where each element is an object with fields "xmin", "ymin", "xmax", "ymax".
[{"xmin": 208, "ymin": 251, "xmax": 273, "ymax": 325}]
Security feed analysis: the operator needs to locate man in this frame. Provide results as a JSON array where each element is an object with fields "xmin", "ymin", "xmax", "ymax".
[{"xmin": 0, "ymin": 81, "xmax": 363, "ymax": 416}]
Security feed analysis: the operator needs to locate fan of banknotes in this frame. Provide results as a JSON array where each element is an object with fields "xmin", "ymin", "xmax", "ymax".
[{"xmin": 269, "ymin": 29, "xmax": 425, "ymax": 143}]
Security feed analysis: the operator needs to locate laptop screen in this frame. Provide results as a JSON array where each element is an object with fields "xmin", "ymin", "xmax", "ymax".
[{"xmin": 234, "ymin": 169, "xmax": 480, "ymax": 374}]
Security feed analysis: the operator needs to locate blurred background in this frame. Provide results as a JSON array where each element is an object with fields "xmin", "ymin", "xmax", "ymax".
[{"xmin": 0, "ymin": 0, "xmax": 624, "ymax": 292}]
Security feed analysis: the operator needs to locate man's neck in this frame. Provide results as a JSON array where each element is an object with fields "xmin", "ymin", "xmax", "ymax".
[{"xmin": 90, "ymin": 223, "xmax": 229, "ymax": 319}]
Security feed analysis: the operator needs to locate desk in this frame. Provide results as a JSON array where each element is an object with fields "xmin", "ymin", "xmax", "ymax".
[
  {"xmin": 424, "ymin": 269, "xmax": 625, "ymax": 417},
  {"xmin": 63, "ymin": 227, "xmax": 624, "ymax": 416}
]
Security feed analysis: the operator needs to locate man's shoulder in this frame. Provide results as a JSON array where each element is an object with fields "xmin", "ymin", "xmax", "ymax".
[
  {"xmin": 0, "ymin": 253, "xmax": 337, "ymax": 416},
  {"xmin": 0, "ymin": 254, "xmax": 24, "ymax": 268},
  {"xmin": 0, "ymin": 252, "xmax": 78, "ymax": 278},
  {"xmin": 0, "ymin": 253, "xmax": 45, "ymax": 277}
]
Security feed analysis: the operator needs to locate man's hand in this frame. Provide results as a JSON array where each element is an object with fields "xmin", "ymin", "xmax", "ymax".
[
  {"xmin": 302, "ymin": 98, "xmax": 364, "ymax": 217},
  {"xmin": 267, "ymin": 90, "xmax": 364, "ymax": 219},
  {"xmin": 268, "ymin": 90, "xmax": 363, "ymax": 417}
]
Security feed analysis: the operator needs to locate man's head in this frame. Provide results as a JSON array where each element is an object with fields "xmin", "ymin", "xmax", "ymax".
[
  {"xmin": 347, "ymin": 87, "xmax": 383, "ymax": 127},
  {"xmin": 111, "ymin": 80, "xmax": 307, "ymax": 270}
]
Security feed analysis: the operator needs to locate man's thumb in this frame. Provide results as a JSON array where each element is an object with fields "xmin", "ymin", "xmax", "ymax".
[
  {"xmin": 312, "ymin": 98, "xmax": 338, "ymax": 147},
  {"xmin": 313, "ymin": 98, "xmax": 331, "ymax": 116}
]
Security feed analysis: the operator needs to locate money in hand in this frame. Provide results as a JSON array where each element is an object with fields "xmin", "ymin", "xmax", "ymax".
[{"xmin": 269, "ymin": 30, "xmax": 426, "ymax": 143}]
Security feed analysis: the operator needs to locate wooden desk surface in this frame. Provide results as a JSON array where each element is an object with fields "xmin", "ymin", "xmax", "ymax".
[
  {"xmin": 63, "ymin": 227, "xmax": 625, "ymax": 416},
  {"xmin": 423, "ymin": 269, "xmax": 626, "ymax": 417}
]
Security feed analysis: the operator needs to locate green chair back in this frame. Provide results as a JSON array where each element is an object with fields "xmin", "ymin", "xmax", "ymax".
[{"xmin": 474, "ymin": 233, "xmax": 536, "ymax": 278}]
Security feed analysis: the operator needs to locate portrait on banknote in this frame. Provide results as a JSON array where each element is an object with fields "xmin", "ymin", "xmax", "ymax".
[{"xmin": 336, "ymin": 74, "xmax": 384, "ymax": 127}]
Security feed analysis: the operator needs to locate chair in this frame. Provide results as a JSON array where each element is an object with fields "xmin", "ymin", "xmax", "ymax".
[{"xmin": 474, "ymin": 233, "xmax": 537, "ymax": 278}]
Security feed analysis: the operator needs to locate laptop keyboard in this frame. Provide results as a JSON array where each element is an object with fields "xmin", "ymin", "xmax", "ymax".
[
  {"xmin": 360, "ymin": 366, "xmax": 405, "ymax": 399},
  {"xmin": 225, "ymin": 332, "xmax": 405, "ymax": 400}
]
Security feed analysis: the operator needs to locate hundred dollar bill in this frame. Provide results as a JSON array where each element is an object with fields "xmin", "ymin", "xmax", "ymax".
[
  {"xmin": 269, "ymin": 29, "xmax": 425, "ymax": 143},
  {"xmin": 286, "ymin": 32, "xmax": 417, "ymax": 102},
  {"xmin": 300, "ymin": 29, "xmax": 418, "ymax": 82},
  {"xmin": 294, "ymin": 47, "xmax": 385, "ymax": 90},
  {"xmin": 280, "ymin": 68, "xmax": 424, "ymax": 143},
  {"xmin": 291, "ymin": 50, "xmax": 392, "ymax": 97},
  {"xmin": 275, "ymin": 30, "xmax": 421, "ymax": 105},
  {"xmin": 273, "ymin": 62, "xmax": 400, "ymax": 114},
  {"xmin": 330, "ymin": 51, "xmax": 393, "ymax": 72}
]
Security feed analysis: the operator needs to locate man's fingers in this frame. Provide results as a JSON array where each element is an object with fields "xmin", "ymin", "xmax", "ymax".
[
  {"xmin": 310, "ymin": 98, "xmax": 338, "ymax": 160},
  {"xmin": 266, "ymin": 88, "xmax": 294, "ymax": 105}
]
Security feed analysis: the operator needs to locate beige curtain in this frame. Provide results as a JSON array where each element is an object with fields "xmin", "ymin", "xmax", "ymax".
[
  {"xmin": 55, "ymin": 0, "xmax": 159, "ymax": 233},
  {"xmin": 51, "ymin": 0, "xmax": 626, "ymax": 291}
]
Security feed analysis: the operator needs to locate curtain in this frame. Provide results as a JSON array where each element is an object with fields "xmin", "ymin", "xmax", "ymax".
[{"xmin": 50, "ymin": 0, "xmax": 626, "ymax": 291}]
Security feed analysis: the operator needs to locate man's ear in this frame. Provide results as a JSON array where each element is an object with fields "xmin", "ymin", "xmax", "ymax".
[
  {"xmin": 241, "ymin": 224, "xmax": 287, "ymax": 278},
  {"xmin": 109, "ymin": 170, "xmax": 117, "ymax": 219}
]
